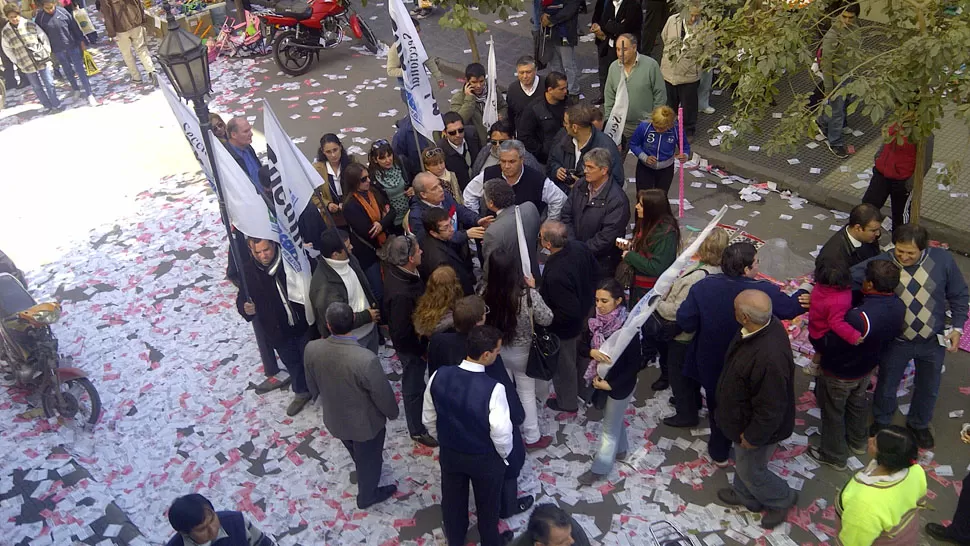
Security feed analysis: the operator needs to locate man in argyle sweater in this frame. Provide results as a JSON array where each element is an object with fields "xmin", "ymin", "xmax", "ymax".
[{"xmin": 852, "ymin": 224, "xmax": 969, "ymax": 449}]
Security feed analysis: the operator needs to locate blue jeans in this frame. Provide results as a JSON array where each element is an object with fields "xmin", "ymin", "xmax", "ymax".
[
  {"xmin": 25, "ymin": 67, "xmax": 60, "ymax": 109},
  {"xmin": 274, "ymin": 333, "xmax": 310, "ymax": 395},
  {"xmin": 54, "ymin": 46, "xmax": 92, "ymax": 96},
  {"xmin": 733, "ymin": 442, "xmax": 796, "ymax": 510},
  {"xmin": 873, "ymin": 337, "xmax": 946, "ymax": 429},
  {"xmin": 818, "ymin": 94, "xmax": 847, "ymax": 146},
  {"xmin": 548, "ymin": 44, "xmax": 580, "ymax": 95},
  {"xmin": 698, "ymin": 69, "xmax": 713, "ymax": 110},
  {"xmin": 591, "ymin": 393, "xmax": 632, "ymax": 475},
  {"xmin": 532, "ymin": 0, "xmax": 541, "ymax": 32}
]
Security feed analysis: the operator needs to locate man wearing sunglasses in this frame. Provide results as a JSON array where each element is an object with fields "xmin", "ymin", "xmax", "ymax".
[
  {"xmin": 470, "ymin": 120, "xmax": 543, "ymax": 179},
  {"xmin": 437, "ymin": 111, "xmax": 482, "ymax": 192}
]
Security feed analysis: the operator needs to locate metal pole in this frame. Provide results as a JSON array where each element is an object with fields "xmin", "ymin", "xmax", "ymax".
[{"xmin": 192, "ymin": 98, "xmax": 252, "ymax": 301}]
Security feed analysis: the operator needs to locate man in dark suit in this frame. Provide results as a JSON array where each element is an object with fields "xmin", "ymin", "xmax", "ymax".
[
  {"xmin": 422, "ymin": 325, "xmax": 514, "ymax": 546},
  {"xmin": 420, "ymin": 207, "xmax": 477, "ymax": 296},
  {"xmin": 427, "ymin": 296, "xmax": 534, "ymax": 527},
  {"xmin": 408, "ymin": 172, "xmax": 486, "ymax": 243},
  {"xmin": 437, "ymin": 111, "xmax": 482, "ymax": 191},
  {"xmin": 590, "ymin": 0, "xmax": 641, "ymax": 96},
  {"xmin": 481, "ymin": 179, "xmax": 541, "ymax": 281},
  {"xmin": 304, "ymin": 302, "xmax": 399, "ymax": 509},
  {"xmin": 814, "ymin": 203, "xmax": 883, "ymax": 281}
]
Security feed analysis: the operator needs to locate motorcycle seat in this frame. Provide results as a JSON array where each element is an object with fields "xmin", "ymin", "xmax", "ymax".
[
  {"xmin": 0, "ymin": 273, "xmax": 35, "ymax": 318},
  {"xmin": 273, "ymin": 0, "xmax": 312, "ymax": 20}
]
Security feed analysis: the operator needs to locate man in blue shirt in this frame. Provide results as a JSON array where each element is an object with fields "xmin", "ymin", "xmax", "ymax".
[{"xmin": 225, "ymin": 117, "xmax": 261, "ymax": 189}]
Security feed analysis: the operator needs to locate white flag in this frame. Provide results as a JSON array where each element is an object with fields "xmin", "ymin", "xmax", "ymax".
[
  {"xmin": 514, "ymin": 206, "xmax": 532, "ymax": 282},
  {"xmin": 388, "ymin": 0, "xmax": 444, "ymax": 143},
  {"xmin": 483, "ymin": 39, "xmax": 499, "ymax": 129},
  {"xmin": 604, "ymin": 73, "xmax": 629, "ymax": 146},
  {"xmin": 262, "ymin": 102, "xmax": 319, "ymax": 325},
  {"xmin": 210, "ymin": 132, "xmax": 277, "ymax": 242},
  {"xmin": 160, "ymin": 82, "xmax": 213, "ymax": 183},
  {"xmin": 598, "ymin": 206, "xmax": 728, "ymax": 367}
]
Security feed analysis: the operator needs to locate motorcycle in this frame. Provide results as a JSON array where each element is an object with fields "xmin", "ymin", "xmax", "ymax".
[
  {"xmin": 0, "ymin": 273, "xmax": 102, "ymax": 428},
  {"xmin": 260, "ymin": 0, "xmax": 380, "ymax": 76}
]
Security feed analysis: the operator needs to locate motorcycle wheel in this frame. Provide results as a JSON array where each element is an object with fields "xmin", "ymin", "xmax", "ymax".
[
  {"xmin": 272, "ymin": 30, "xmax": 314, "ymax": 76},
  {"xmin": 358, "ymin": 20, "xmax": 379, "ymax": 54},
  {"xmin": 42, "ymin": 377, "xmax": 102, "ymax": 427}
]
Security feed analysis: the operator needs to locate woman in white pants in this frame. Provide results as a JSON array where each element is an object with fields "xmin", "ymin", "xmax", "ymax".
[{"xmin": 481, "ymin": 249, "xmax": 554, "ymax": 449}]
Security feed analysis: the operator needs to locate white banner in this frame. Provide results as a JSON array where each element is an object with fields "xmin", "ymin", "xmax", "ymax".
[
  {"xmin": 160, "ymin": 82, "xmax": 213, "ymax": 183},
  {"xmin": 262, "ymin": 102, "xmax": 319, "ymax": 325},
  {"xmin": 598, "ymin": 206, "xmax": 728, "ymax": 370},
  {"xmin": 483, "ymin": 39, "xmax": 499, "ymax": 129},
  {"xmin": 514, "ymin": 206, "xmax": 532, "ymax": 281},
  {"xmin": 210, "ymin": 132, "xmax": 278, "ymax": 241},
  {"xmin": 604, "ymin": 73, "xmax": 629, "ymax": 146},
  {"xmin": 388, "ymin": 0, "xmax": 444, "ymax": 143}
]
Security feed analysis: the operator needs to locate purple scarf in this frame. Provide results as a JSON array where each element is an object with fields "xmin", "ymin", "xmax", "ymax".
[{"xmin": 584, "ymin": 305, "xmax": 628, "ymax": 383}]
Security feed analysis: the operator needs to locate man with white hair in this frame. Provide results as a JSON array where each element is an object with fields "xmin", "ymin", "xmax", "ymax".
[
  {"xmin": 462, "ymin": 139, "xmax": 566, "ymax": 220},
  {"xmin": 408, "ymin": 172, "xmax": 486, "ymax": 243},
  {"xmin": 714, "ymin": 289, "xmax": 799, "ymax": 530}
]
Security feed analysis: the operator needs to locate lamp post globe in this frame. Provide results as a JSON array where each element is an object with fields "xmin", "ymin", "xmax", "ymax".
[{"xmin": 157, "ymin": 0, "xmax": 211, "ymax": 101}]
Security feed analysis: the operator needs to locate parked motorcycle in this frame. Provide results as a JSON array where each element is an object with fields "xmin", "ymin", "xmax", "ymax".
[
  {"xmin": 260, "ymin": 0, "xmax": 380, "ymax": 76},
  {"xmin": 0, "ymin": 273, "xmax": 102, "ymax": 428}
]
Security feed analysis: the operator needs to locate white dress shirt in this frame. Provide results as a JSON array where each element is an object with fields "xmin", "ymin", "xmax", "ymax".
[
  {"xmin": 462, "ymin": 168, "xmax": 567, "ymax": 220},
  {"xmin": 422, "ymin": 360, "xmax": 514, "ymax": 460}
]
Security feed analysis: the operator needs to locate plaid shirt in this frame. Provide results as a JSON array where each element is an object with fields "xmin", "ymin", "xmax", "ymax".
[{"xmin": 1, "ymin": 18, "xmax": 51, "ymax": 73}]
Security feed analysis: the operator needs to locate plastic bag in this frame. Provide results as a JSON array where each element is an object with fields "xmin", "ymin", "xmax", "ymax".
[{"xmin": 83, "ymin": 50, "xmax": 100, "ymax": 76}]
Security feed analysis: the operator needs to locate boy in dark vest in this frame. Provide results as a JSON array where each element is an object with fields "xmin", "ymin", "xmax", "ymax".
[
  {"xmin": 422, "ymin": 325, "xmax": 514, "ymax": 546},
  {"xmin": 165, "ymin": 494, "xmax": 274, "ymax": 546}
]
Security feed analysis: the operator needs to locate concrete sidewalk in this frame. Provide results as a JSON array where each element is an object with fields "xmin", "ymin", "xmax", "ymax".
[{"xmin": 361, "ymin": 2, "xmax": 970, "ymax": 253}]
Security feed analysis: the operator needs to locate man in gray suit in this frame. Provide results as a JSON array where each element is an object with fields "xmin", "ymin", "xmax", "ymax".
[
  {"xmin": 482, "ymin": 179, "xmax": 540, "ymax": 281},
  {"xmin": 304, "ymin": 302, "xmax": 400, "ymax": 509}
]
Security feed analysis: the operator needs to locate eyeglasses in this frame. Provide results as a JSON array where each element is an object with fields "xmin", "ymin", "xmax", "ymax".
[
  {"xmin": 446, "ymin": 127, "xmax": 465, "ymax": 136},
  {"xmin": 360, "ymin": 175, "xmax": 371, "ymax": 181},
  {"xmin": 404, "ymin": 234, "xmax": 414, "ymax": 259},
  {"xmin": 488, "ymin": 138, "xmax": 507, "ymax": 146},
  {"xmin": 423, "ymin": 147, "xmax": 443, "ymax": 159}
]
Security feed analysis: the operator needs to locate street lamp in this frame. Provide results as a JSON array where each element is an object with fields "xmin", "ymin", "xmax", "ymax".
[{"xmin": 156, "ymin": 0, "xmax": 251, "ymax": 299}]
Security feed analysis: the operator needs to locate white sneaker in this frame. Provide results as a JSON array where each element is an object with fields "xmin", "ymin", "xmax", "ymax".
[
  {"xmin": 87, "ymin": 95, "xmax": 99, "ymax": 107},
  {"xmin": 72, "ymin": 90, "xmax": 82, "ymax": 100},
  {"xmin": 702, "ymin": 106, "xmax": 716, "ymax": 114}
]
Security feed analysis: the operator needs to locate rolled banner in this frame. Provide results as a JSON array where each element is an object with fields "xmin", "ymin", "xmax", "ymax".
[{"xmin": 514, "ymin": 205, "xmax": 532, "ymax": 282}]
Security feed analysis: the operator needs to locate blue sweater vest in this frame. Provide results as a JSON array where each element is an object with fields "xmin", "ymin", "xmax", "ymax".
[{"xmin": 431, "ymin": 366, "xmax": 497, "ymax": 454}]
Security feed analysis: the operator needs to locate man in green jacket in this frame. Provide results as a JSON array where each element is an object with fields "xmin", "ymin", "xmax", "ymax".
[
  {"xmin": 604, "ymin": 33, "xmax": 666, "ymax": 150},
  {"xmin": 449, "ymin": 62, "xmax": 507, "ymax": 146},
  {"xmin": 814, "ymin": 1, "xmax": 861, "ymax": 159}
]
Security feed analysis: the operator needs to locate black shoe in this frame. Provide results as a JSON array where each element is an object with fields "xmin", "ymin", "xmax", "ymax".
[
  {"xmin": 501, "ymin": 530, "xmax": 515, "ymax": 545},
  {"xmin": 907, "ymin": 424, "xmax": 934, "ymax": 449},
  {"xmin": 501, "ymin": 495, "xmax": 534, "ymax": 518},
  {"xmin": 411, "ymin": 433, "xmax": 439, "ymax": 448},
  {"xmin": 761, "ymin": 506, "xmax": 790, "ymax": 529},
  {"xmin": 925, "ymin": 522, "xmax": 967, "ymax": 544},
  {"xmin": 826, "ymin": 141, "xmax": 849, "ymax": 158},
  {"xmin": 358, "ymin": 484, "xmax": 397, "ymax": 509},
  {"xmin": 807, "ymin": 445, "xmax": 847, "ymax": 471},
  {"xmin": 663, "ymin": 414, "xmax": 699, "ymax": 428},
  {"xmin": 716, "ymin": 488, "xmax": 763, "ymax": 512},
  {"xmin": 869, "ymin": 422, "xmax": 888, "ymax": 437},
  {"xmin": 545, "ymin": 398, "xmax": 577, "ymax": 413},
  {"xmin": 286, "ymin": 394, "xmax": 311, "ymax": 416},
  {"xmin": 255, "ymin": 375, "xmax": 291, "ymax": 394},
  {"xmin": 592, "ymin": 96, "xmax": 604, "ymax": 106},
  {"xmin": 651, "ymin": 377, "xmax": 670, "ymax": 391}
]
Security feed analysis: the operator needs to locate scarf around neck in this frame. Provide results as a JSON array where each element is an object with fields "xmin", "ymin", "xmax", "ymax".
[
  {"xmin": 584, "ymin": 305, "xmax": 629, "ymax": 383},
  {"xmin": 352, "ymin": 191, "xmax": 388, "ymax": 245}
]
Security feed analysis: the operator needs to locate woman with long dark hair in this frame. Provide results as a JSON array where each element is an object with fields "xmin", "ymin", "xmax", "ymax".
[
  {"xmin": 617, "ymin": 188, "xmax": 680, "ymax": 391},
  {"xmin": 311, "ymin": 133, "xmax": 352, "ymax": 227},
  {"xmin": 368, "ymin": 139, "xmax": 412, "ymax": 232},
  {"xmin": 342, "ymin": 162, "xmax": 394, "ymax": 305},
  {"xmin": 481, "ymin": 250, "xmax": 554, "ymax": 450}
]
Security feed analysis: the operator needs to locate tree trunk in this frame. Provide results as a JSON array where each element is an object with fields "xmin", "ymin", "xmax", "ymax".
[
  {"xmin": 909, "ymin": 138, "xmax": 926, "ymax": 226},
  {"xmin": 466, "ymin": 29, "xmax": 480, "ymax": 63},
  {"xmin": 235, "ymin": 0, "xmax": 246, "ymax": 26}
]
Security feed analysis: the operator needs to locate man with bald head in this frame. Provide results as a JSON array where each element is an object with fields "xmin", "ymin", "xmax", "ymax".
[
  {"xmin": 408, "ymin": 171, "xmax": 486, "ymax": 243},
  {"xmin": 225, "ymin": 117, "xmax": 261, "ymax": 189},
  {"xmin": 715, "ymin": 289, "xmax": 798, "ymax": 530}
]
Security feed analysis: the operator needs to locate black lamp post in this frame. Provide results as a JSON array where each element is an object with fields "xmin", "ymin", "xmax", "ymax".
[{"xmin": 156, "ymin": 0, "xmax": 250, "ymax": 299}]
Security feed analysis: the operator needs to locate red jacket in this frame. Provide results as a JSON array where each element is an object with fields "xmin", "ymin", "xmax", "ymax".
[
  {"xmin": 874, "ymin": 124, "xmax": 916, "ymax": 180},
  {"xmin": 808, "ymin": 284, "xmax": 863, "ymax": 345}
]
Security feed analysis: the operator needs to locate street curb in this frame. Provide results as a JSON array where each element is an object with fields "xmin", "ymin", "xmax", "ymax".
[
  {"xmin": 436, "ymin": 58, "xmax": 468, "ymax": 79},
  {"xmin": 694, "ymin": 143, "xmax": 970, "ymax": 257}
]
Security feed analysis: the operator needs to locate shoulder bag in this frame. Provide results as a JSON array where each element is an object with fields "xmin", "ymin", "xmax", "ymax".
[{"xmin": 525, "ymin": 288, "xmax": 559, "ymax": 381}]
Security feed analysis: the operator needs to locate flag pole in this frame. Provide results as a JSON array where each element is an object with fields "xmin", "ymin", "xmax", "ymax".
[{"xmin": 678, "ymin": 106, "xmax": 685, "ymax": 218}]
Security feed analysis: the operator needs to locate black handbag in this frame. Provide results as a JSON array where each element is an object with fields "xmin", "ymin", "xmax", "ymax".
[
  {"xmin": 525, "ymin": 289, "xmax": 560, "ymax": 381},
  {"xmin": 533, "ymin": 27, "xmax": 554, "ymax": 71}
]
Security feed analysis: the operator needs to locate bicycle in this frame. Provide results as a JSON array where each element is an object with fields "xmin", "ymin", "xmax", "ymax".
[{"xmin": 206, "ymin": 11, "xmax": 269, "ymax": 62}]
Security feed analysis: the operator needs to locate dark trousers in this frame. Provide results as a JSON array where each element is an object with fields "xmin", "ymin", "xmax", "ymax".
[
  {"xmin": 440, "ymin": 447, "xmax": 506, "ymax": 546},
  {"xmin": 254, "ymin": 317, "xmax": 281, "ymax": 376},
  {"xmin": 873, "ymin": 337, "xmax": 946, "ymax": 429},
  {"xmin": 640, "ymin": 0, "xmax": 668, "ymax": 55},
  {"xmin": 54, "ymin": 45, "xmax": 92, "ymax": 95},
  {"xmin": 705, "ymin": 385, "xmax": 732, "ymax": 463},
  {"xmin": 498, "ymin": 475, "xmax": 519, "ymax": 518},
  {"xmin": 274, "ymin": 333, "xmax": 310, "ymax": 395},
  {"xmin": 552, "ymin": 335, "xmax": 582, "ymax": 412},
  {"xmin": 665, "ymin": 80, "xmax": 699, "ymax": 136},
  {"xmin": 341, "ymin": 427, "xmax": 386, "ymax": 507},
  {"xmin": 635, "ymin": 161, "xmax": 675, "ymax": 195},
  {"xmin": 400, "ymin": 351, "xmax": 428, "ymax": 436},
  {"xmin": 861, "ymin": 167, "xmax": 910, "ymax": 232},
  {"xmin": 597, "ymin": 46, "xmax": 617, "ymax": 93},
  {"xmin": 0, "ymin": 46, "xmax": 21, "ymax": 86},
  {"xmin": 667, "ymin": 340, "xmax": 701, "ymax": 419},
  {"xmin": 816, "ymin": 373, "xmax": 870, "ymax": 464},
  {"xmin": 944, "ymin": 473, "xmax": 970, "ymax": 541}
]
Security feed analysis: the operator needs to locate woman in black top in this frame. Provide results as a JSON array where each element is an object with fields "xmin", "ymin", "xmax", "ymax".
[{"xmin": 342, "ymin": 162, "xmax": 394, "ymax": 305}]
